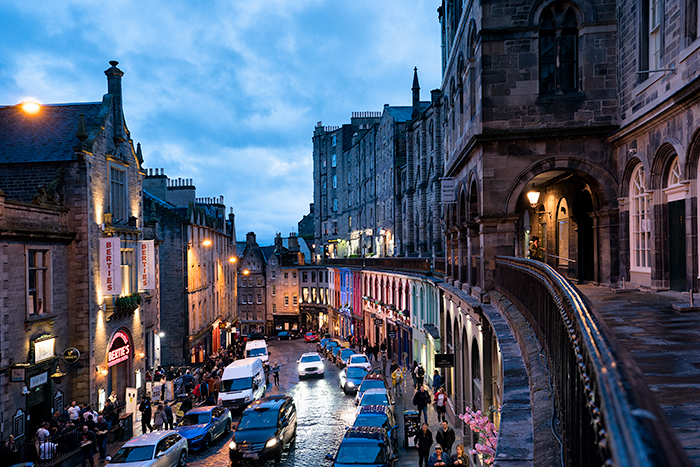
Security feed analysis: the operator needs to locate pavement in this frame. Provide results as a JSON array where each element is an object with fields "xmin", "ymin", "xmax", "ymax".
[{"xmin": 577, "ymin": 285, "xmax": 700, "ymax": 465}]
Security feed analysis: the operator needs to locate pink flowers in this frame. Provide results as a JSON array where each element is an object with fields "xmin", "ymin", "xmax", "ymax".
[{"xmin": 459, "ymin": 406, "xmax": 500, "ymax": 465}]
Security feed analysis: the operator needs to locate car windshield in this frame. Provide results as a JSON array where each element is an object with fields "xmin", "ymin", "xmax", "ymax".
[
  {"xmin": 300, "ymin": 355, "xmax": 321, "ymax": 363},
  {"xmin": 340, "ymin": 350, "xmax": 354, "ymax": 358},
  {"xmin": 351, "ymin": 356, "xmax": 369, "ymax": 364},
  {"xmin": 179, "ymin": 413, "xmax": 211, "ymax": 426},
  {"xmin": 336, "ymin": 442, "xmax": 386, "ymax": 464},
  {"xmin": 247, "ymin": 348, "xmax": 267, "ymax": 357},
  {"xmin": 354, "ymin": 415, "xmax": 387, "ymax": 429},
  {"xmin": 361, "ymin": 393, "xmax": 389, "ymax": 406},
  {"xmin": 328, "ymin": 342, "xmax": 338, "ymax": 348},
  {"xmin": 110, "ymin": 445, "xmax": 154, "ymax": 463},
  {"xmin": 360, "ymin": 380, "xmax": 385, "ymax": 392},
  {"xmin": 220, "ymin": 377, "xmax": 252, "ymax": 392},
  {"xmin": 347, "ymin": 368, "xmax": 369, "ymax": 379},
  {"xmin": 306, "ymin": 332, "xmax": 314, "ymax": 336},
  {"xmin": 238, "ymin": 408, "xmax": 278, "ymax": 430}
]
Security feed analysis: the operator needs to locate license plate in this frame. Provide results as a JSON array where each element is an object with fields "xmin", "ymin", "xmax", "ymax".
[{"xmin": 243, "ymin": 453, "xmax": 259, "ymax": 460}]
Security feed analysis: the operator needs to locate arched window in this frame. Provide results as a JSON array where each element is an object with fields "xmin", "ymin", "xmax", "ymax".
[
  {"xmin": 539, "ymin": 2, "xmax": 579, "ymax": 94},
  {"xmin": 668, "ymin": 157, "xmax": 681, "ymax": 186},
  {"xmin": 630, "ymin": 165, "xmax": 651, "ymax": 270},
  {"xmin": 557, "ymin": 198, "xmax": 569, "ymax": 265}
]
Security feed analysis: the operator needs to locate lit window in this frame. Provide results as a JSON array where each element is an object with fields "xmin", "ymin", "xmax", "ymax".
[
  {"xmin": 292, "ymin": 294, "xmax": 298, "ymax": 306},
  {"xmin": 557, "ymin": 199, "xmax": 569, "ymax": 266},
  {"xmin": 630, "ymin": 165, "xmax": 651, "ymax": 270},
  {"xmin": 27, "ymin": 249, "xmax": 50, "ymax": 316},
  {"xmin": 272, "ymin": 285, "xmax": 276, "ymax": 295},
  {"xmin": 332, "ymin": 154, "xmax": 337, "ymax": 167},
  {"xmin": 333, "ymin": 175, "xmax": 337, "ymax": 188},
  {"xmin": 284, "ymin": 294, "xmax": 289, "ymax": 306}
]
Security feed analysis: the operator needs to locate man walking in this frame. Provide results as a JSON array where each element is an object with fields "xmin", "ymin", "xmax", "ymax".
[
  {"xmin": 415, "ymin": 423, "xmax": 433, "ymax": 467},
  {"xmin": 435, "ymin": 421, "xmax": 456, "ymax": 456},
  {"xmin": 139, "ymin": 396, "xmax": 152, "ymax": 434},
  {"xmin": 272, "ymin": 362, "xmax": 280, "ymax": 387},
  {"xmin": 413, "ymin": 385, "xmax": 431, "ymax": 425},
  {"xmin": 79, "ymin": 425, "xmax": 96, "ymax": 467},
  {"xmin": 94, "ymin": 415, "xmax": 109, "ymax": 461}
]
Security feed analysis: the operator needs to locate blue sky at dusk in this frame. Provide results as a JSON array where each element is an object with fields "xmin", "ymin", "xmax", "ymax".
[{"xmin": 0, "ymin": 1, "xmax": 442, "ymax": 245}]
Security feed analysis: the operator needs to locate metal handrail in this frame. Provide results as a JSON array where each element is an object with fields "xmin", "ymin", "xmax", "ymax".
[{"xmin": 495, "ymin": 256, "xmax": 691, "ymax": 467}]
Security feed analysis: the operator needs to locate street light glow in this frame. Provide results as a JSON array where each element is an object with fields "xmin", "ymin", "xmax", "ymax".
[
  {"xmin": 242, "ymin": 269, "xmax": 250, "ymax": 275},
  {"xmin": 202, "ymin": 239, "xmax": 212, "ymax": 246},
  {"xmin": 229, "ymin": 257, "xmax": 237, "ymax": 263},
  {"xmin": 20, "ymin": 101, "xmax": 41, "ymax": 115}
]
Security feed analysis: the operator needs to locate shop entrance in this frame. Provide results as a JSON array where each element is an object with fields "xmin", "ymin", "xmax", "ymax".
[
  {"xmin": 27, "ymin": 381, "xmax": 51, "ymax": 435},
  {"xmin": 107, "ymin": 330, "xmax": 132, "ymax": 402},
  {"xmin": 669, "ymin": 200, "xmax": 686, "ymax": 291}
]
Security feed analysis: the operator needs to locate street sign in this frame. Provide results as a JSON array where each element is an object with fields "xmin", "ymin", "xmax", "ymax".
[
  {"xmin": 374, "ymin": 318, "xmax": 383, "ymax": 326},
  {"xmin": 388, "ymin": 331, "xmax": 397, "ymax": 339},
  {"xmin": 435, "ymin": 353, "xmax": 455, "ymax": 368}
]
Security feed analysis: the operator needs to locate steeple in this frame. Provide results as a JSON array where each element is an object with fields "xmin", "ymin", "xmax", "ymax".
[{"xmin": 412, "ymin": 67, "xmax": 421, "ymax": 119}]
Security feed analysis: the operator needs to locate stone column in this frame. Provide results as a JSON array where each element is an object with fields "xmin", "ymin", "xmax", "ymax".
[{"xmin": 479, "ymin": 215, "xmax": 519, "ymax": 291}]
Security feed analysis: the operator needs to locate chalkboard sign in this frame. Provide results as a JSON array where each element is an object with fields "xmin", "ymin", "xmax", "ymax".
[
  {"xmin": 388, "ymin": 331, "xmax": 397, "ymax": 339},
  {"xmin": 435, "ymin": 353, "xmax": 455, "ymax": 368}
]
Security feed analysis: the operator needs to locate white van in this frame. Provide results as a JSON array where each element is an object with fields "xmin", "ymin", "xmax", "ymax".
[
  {"xmin": 218, "ymin": 357, "xmax": 266, "ymax": 412},
  {"xmin": 245, "ymin": 339, "xmax": 269, "ymax": 365}
]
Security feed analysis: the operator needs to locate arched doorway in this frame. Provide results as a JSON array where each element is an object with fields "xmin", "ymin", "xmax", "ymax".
[
  {"xmin": 575, "ymin": 190, "xmax": 595, "ymax": 282},
  {"xmin": 471, "ymin": 338, "xmax": 481, "ymax": 411},
  {"xmin": 666, "ymin": 157, "xmax": 686, "ymax": 290},
  {"xmin": 107, "ymin": 329, "xmax": 133, "ymax": 401}
]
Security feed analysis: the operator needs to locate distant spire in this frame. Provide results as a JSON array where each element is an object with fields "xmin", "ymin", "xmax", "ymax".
[
  {"xmin": 412, "ymin": 67, "xmax": 421, "ymax": 119},
  {"xmin": 76, "ymin": 113, "xmax": 88, "ymax": 142},
  {"xmin": 136, "ymin": 142, "xmax": 144, "ymax": 164}
]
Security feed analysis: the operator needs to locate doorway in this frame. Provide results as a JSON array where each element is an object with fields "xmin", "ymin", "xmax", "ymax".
[
  {"xmin": 576, "ymin": 191, "xmax": 595, "ymax": 282},
  {"xmin": 668, "ymin": 200, "xmax": 686, "ymax": 291}
]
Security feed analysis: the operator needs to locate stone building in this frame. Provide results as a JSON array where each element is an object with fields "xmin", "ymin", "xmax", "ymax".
[
  {"xmin": 266, "ymin": 233, "xmax": 304, "ymax": 335},
  {"xmin": 143, "ymin": 171, "xmax": 237, "ymax": 364},
  {"xmin": 0, "ymin": 61, "xmax": 160, "ymax": 440},
  {"xmin": 238, "ymin": 232, "xmax": 268, "ymax": 335}
]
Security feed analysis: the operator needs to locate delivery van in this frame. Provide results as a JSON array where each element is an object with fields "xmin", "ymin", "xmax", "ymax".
[
  {"xmin": 245, "ymin": 339, "xmax": 270, "ymax": 365},
  {"xmin": 218, "ymin": 357, "xmax": 266, "ymax": 412}
]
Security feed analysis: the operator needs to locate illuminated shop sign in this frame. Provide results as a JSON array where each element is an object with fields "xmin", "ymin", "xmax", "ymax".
[
  {"xmin": 100, "ymin": 238, "xmax": 122, "ymax": 295},
  {"xmin": 34, "ymin": 337, "xmax": 55, "ymax": 364},
  {"xmin": 138, "ymin": 240, "xmax": 155, "ymax": 290},
  {"xmin": 107, "ymin": 330, "xmax": 130, "ymax": 367}
]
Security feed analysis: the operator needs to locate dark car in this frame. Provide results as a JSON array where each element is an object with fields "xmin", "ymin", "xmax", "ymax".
[
  {"xmin": 229, "ymin": 395, "xmax": 297, "ymax": 464},
  {"xmin": 337, "ymin": 348, "xmax": 356, "ymax": 367},
  {"xmin": 331, "ymin": 345, "xmax": 344, "ymax": 363},
  {"xmin": 325, "ymin": 340, "xmax": 340, "ymax": 357},
  {"xmin": 325, "ymin": 426, "xmax": 398, "ymax": 467},
  {"xmin": 353, "ymin": 405, "xmax": 398, "ymax": 452},
  {"xmin": 339, "ymin": 364, "xmax": 370, "ymax": 395},
  {"xmin": 246, "ymin": 332, "xmax": 266, "ymax": 342},
  {"xmin": 317, "ymin": 338, "xmax": 332, "ymax": 353},
  {"xmin": 277, "ymin": 331, "xmax": 291, "ymax": 340},
  {"xmin": 355, "ymin": 373, "xmax": 389, "ymax": 405},
  {"xmin": 175, "ymin": 405, "xmax": 232, "ymax": 450}
]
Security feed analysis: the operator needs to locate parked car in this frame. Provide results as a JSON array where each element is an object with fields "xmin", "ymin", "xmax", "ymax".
[
  {"xmin": 353, "ymin": 405, "xmax": 398, "ymax": 452},
  {"xmin": 245, "ymin": 332, "xmax": 266, "ymax": 342},
  {"xmin": 347, "ymin": 354, "xmax": 372, "ymax": 373},
  {"xmin": 174, "ymin": 405, "xmax": 232, "ymax": 451},
  {"xmin": 297, "ymin": 352, "xmax": 325, "ymax": 379},
  {"xmin": 330, "ymin": 345, "xmax": 343, "ymax": 364},
  {"xmin": 356, "ymin": 388, "xmax": 395, "ymax": 417},
  {"xmin": 317, "ymin": 338, "xmax": 332, "ymax": 353},
  {"xmin": 324, "ymin": 340, "xmax": 340, "ymax": 357},
  {"xmin": 337, "ymin": 348, "xmax": 356, "ymax": 367},
  {"xmin": 229, "ymin": 395, "xmax": 297, "ymax": 464},
  {"xmin": 305, "ymin": 331, "xmax": 319, "ymax": 343},
  {"xmin": 109, "ymin": 430, "xmax": 188, "ymax": 466},
  {"xmin": 325, "ymin": 426, "xmax": 398, "ymax": 467},
  {"xmin": 339, "ymin": 364, "xmax": 369, "ymax": 395},
  {"xmin": 277, "ymin": 331, "xmax": 291, "ymax": 340},
  {"xmin": 355, "ymin": 374, "xmax": 389, "ymax": 405}
]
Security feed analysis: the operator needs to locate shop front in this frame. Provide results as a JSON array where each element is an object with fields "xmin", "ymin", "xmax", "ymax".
[
  {"xmin": 107, "ymin": 329, "xmax": 132, "ymax": 402},
  {"xmin": 189, "ymin": 326, "xmax": 211, "ymax": 364},
  {"xmin": 273, "ymin": 313, "xmax": 301, "ymax": 333}
]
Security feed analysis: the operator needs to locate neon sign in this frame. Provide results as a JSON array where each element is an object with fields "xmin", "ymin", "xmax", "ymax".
[{"xmin": 107, "ymin": 330, "xmax": 130, "ymax": 367}]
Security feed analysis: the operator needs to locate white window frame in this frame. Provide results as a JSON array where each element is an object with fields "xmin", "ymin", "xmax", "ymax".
[
  {"xmin": 26, "ymin": 247, "xmax": 51, "ymax": 316},
  {"xmin": 557, "ymin": 198, "xmax": 570, "ymax": 266},
  {"xmin": 649, "ymin": 0, "xmax": 661, "ymax": 69},
  {"xmin": 630, "ymin": 164, "xmax": 652, "ymax": 272}
]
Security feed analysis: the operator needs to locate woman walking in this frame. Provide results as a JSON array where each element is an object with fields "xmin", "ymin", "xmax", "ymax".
[{"xmin": 153, "ymin": 404, "xmax": 166, "ymax": 431}]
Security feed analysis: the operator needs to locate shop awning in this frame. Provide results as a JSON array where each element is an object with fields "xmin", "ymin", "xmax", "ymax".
[{"xmin": 424, "ymin": 324, "xmax": 441, "ymax": 340}]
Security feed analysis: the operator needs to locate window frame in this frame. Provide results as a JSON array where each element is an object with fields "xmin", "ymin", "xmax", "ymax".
[
  {"xmin": 26, "ymin": 247, "xmax": 51, "ymax": 317},
  {"xmin": 109, "ymin": 163, "xmax": 129, "ymax": 223},
  {"xmin": 630, "ymin": 164, "xmax": 652, "ymax": 272}
]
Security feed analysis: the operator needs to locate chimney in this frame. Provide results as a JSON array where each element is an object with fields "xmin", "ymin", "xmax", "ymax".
[
  {"xmin": 104, "ymin": 61, "xmax": 126, "ymax": 144},
  {"xmin": 274, "ymin": 233, "xmax": 283, "ymax": 253},
  {"xmin": 246, "ymin": 231, "xmax": 257, "ymax": 246},
  {"xmin": 288, "ymin": 232, "xmax": 299, "ymax": 252}
]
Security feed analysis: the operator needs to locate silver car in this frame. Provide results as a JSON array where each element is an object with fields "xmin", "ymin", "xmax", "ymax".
[{"xmin": 108, "ymin": 430, "xmax": 188, "ymax": 466}]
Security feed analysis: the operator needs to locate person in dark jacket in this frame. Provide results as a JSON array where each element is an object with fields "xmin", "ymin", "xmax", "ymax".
[
  {"xmin": 79, "ymin": 425, "xmax": 97, "ymax": 467},
  {"xmin": 415, "ymin": 422, "xmax": 433, "ymax": 467},
  {"xmin": 163, "ymin": 403, "xmax": 174, "ymax": 430},
  {"xmin": 413, "ymin": 385, "xmax": 431, "ymax": 425},
  {"xmin": 435, "ymin": 421, "xmax": 456, "ymax": 456},
  {"xmin": 94, "ymin": 415, "xmax": 109, "ymax": 460},
  {"xmin": 179, "ymin": 395, "xmax": 193, "ymax": 423},
  {"xmin": 138, "ymin": 396, "xmax": 152, "ymax": 433}
]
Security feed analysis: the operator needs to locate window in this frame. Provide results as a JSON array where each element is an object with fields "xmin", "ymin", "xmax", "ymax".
[
  {"xmin": 272, "ymin": 303, "xmax": 277, "ymax": 313},
  {"xmin": 539, "ymin": 3, "xmax": 578, "ymax": 94},
  {"xmin": 27, "ymin": 249, "xmax": 50, "ymax": 316},
  {"xmin": 333, "ymin": 175, "xmax": 337, "ymax": 188},
  {"xmin": 110, "ymin": 166, "xmax": 127, "ymax": 222},
  {"xmin": 257, "ymin": 278, "xmax": 263, "ymax": 286},
  {"xmin": 630, "ymin": 165, "xmax": 651, "ymax": 271},
  {"xmin": 557, "ymin": 199, "xmax": 569, "ymax": 266},
  {"xmin": 121, "ymin": 249, "xmax": 135, "ymax": 296},
  {"xmin": 649, "ymin": 0, "xmax": 662, "ymax": 70},
  {"xmin": 292, "ymin": 294, "xmax": 298, "ymax": 306},
  {"xmin": 311, "ymin": 271, "xmax": 317, "ymax": 282},
  {"xmin": 284, "ymin": 294, "xmax": 289, "ymax": 306},
  {"xmin": 333, "ymin": 198, "xmax": 338, "ymax": 212},
  {"xmin": 302, "ymin": 272, "xmax": 308, "ymax": 282},
  {"xmin": 272, "ymin": 285, "xmax": 276, "ymax": 295},
  {"xmin": 271, "ymin": 270, "xmax": 276, "ymax": 280},
  {"xmin": 257, "ymin": 294, "xmax": 262, "ymax": 304},
  {"xmin": 332, "ymin": 135, "xmax": 337, "ymax": 147},
  {"xmin": 332, "ymin": 153, "xmax": 337, "ymax": 167},
  {"xmin": 686, "ymin": 0, "xmax": 698, "ymax": 42}
]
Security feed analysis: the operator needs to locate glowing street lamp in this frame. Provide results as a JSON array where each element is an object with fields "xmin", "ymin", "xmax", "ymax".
[
  {"xmin": 202, "ymin": 239, "xmax": 212, "ymax": 246},
  {"xmin": 229, "ymin": 257, "xmax": 237, "ymax": 263},
  {"xmin": 527, "ymin": 191, "xmax": 541, "ymax": 209},
  {"xmin": 242, "ymin": 269, "xmax": 250, "ymax": 275}
]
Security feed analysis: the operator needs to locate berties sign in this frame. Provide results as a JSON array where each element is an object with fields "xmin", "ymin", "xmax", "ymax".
[
  {"xmin": 138, "ymin": 240, "xmax": 155, "ymax": 291},
  {"xmin": 107, "ymin": 330, "xmax": 130, "ymax": 367},
  {"xmin": 100, "ymin": 238, "xmax": 121, "ymax": 295}
]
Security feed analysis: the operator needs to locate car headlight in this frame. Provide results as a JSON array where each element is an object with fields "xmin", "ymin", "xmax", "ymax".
[
  {"xmin": 265, "ymin": 437, "xmax": 279, "ymax": 448},
  {"xmin": 229, "ymin": 440, "xmax": 237, "ymax": 450},
  {"xmin": 346, "ymin": 381, "xmax": 355, "ymax": 388},
  {"xmin": 244, "ymin": 395, "xmax": 251, "ymax": 402},
  {"xmin": 191, "ymin": 434, "xmax": 204, "ymax": 441}
]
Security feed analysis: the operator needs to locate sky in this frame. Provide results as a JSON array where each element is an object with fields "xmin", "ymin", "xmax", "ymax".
[{"xmin": 0, "ymin": 0, "xmax": 442, "ymax": 245}]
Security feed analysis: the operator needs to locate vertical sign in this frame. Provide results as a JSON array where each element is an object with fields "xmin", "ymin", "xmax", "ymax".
[
  {"xmin": 441, "ymin": 178, "xmax": 456, "ymax": 203},
  {"xmin": 138, "ymin": 240, "xmax": 155, "ymax": 290},
  {"xmin": 100, "ymin": 237, "xmax": 121, "ymax": 295}
]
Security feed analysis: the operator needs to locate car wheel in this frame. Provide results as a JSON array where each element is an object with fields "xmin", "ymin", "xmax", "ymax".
[
  {"xmin": 225, "ymin": 419, "xmax": 231, "ymax": 434},
  {"xmin": 204, "ymin": 434, "xmax": 211, "ymax": 450},
  {"xmin": 178, "ymin": 449, "xmax": 187, "ymax": 466}
]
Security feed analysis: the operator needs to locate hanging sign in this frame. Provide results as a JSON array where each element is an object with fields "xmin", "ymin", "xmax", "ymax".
[
  {"xmin": 108, "ymin": 330, "xmax": 131, "ymax": 367},
  {"xmin": 63, "ymin": 347, "xmax": 81, "ymax": 364},
  {"xmin": 441, "ymin": 178, "xmax": 456, "ymax": 203},
  {"xmin": 100, "ymin": 237, "xmax": 121, "ymax": 295},
  {"xmin": 138, "ymin": 240, "xmax": 155, "ymax": 291}
]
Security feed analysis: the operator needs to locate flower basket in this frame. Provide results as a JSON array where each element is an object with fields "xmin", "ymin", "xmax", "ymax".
[{"xmin": 114, "ymin": 293, "xmax": 142, "ymax": 316}]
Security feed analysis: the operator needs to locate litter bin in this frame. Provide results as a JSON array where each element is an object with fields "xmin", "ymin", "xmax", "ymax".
[
  {"xmin": 403, "ymin": 410, "xmax": 420, "ymax": 448},
  {"xmin": 118, "ymin": 413, "xmax": 133, "ymax": 441}
]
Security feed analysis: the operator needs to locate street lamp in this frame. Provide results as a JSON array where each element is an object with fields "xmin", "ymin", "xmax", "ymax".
[
  {"xmin": 202, "ymin": 239, "xmax": 212, "ymax": 247},
  {"xmin": 242, "ymin": 269, "xmax": 250, "ymax": 275},
  {"xmin": 527, "ymin": 191, "xmax": 540, "ymax": 209},
  {"xmin": 229, "ymin": 257, "xmax": 237, "ymax": 263}
]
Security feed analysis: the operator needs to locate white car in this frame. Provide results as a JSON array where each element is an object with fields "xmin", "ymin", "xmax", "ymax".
[
  {"xmin": 347, "ymin": 353, "xmax": 372, "ymax": 372},
  {"xmin": 297, "ymin": 352, "xmax": 324, "ymax": 378},
  {"xmin": 108, "ymin": 430, "xmax": 188, "ymax": 466}
]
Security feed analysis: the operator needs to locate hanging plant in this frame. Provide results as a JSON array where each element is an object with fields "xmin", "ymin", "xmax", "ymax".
[{"xmin": 114, "ymin": 293, "xmax": 142, "ymax": 314}]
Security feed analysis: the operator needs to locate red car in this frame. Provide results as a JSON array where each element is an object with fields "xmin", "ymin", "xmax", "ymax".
[{"xmin": 305, "ymin": 331, "xmax": 319, "ymax": 343}]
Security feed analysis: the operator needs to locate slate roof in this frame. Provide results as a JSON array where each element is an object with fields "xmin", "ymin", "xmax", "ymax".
[{"xmin": 0, "ymin": 102, "xmax": 104, "ymax": 164}]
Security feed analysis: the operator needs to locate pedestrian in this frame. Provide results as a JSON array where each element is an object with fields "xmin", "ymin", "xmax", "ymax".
[
  {"xmin": 36, "ymin": 421, "xmax": 50, "ymax": 442},
  {"xmin": 434, "ymin": 387, "xmax": 447, "ymax": 423},
  {"xmin": 450, "ymin": 444, "xmax": 471, "ymax": 466},
  {"xmin": 38, "ymin": 438, "xmax": 57, "ymax": 461},
  {"xmin": 68, "ymin": 401, "xmax": 81, "ymax": 423},
  {"xmin": 435, "ymin": 421, "xmax": 456, "ymax": 456},
  {"xmin": 413, "ymin": 385, "xmax": 431, "ymax": 425},
  {"xmin": 415, "ymin": 363, "xmax": 426, "ymax": 387},
  {"xmin": 415, "ymin": 422, "xmax": 433, "ymax": 467},
  {"xmin": 163, "ymin": 403, "xmax": 174, "ymax": 430},
  {"xmin": 372, "ymin": 345, "xmax": 379, "ymax": 363},
  {"xmin": 432, "ymin": 369, "xmax": 442, "ymax": 393},
  {"xmin": 428, "ymin": 445, "xmax": 449, "ymax": 466},
  {"xmin": 528, "ymin": 235, "xmax": 543, "ymax": 261},
  {"xmin": 390, "ymin": 359, "xmax": 398, "ymax": 374},
  {"xmin": 94, "ymin": 415, "xmax": 109, "ymax": 460},
  {"xmin": 153, "ymin": 404, "xmax": 166, "ymax": 430},
  {"xmin": 139, "ymin": 396, "xmax": 153, "ymax": 433},
  {"xmin": 182, "ymin": 370, "xmax": 194, "ymax": 393},
  {"xmin": 78, "ymin": 424, "xmax": 96, "ymax": 467},
  {"xmin": 391, "ymin": 366, "xmax": 404, "ymax": 396},
  {"xmin": 179, "ymin": 395, "xmax": 193, "ymax": 423},
  {"xmin": 211, "ymin": 372, "xmax": 221, "ymax": 400},
  {"xmin": 272, "ymin": 362, "xmax": 280, "ymax": 387}
]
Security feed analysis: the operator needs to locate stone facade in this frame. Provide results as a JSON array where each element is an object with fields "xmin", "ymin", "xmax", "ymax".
[{"xmin": 238, "ymin": 232, "xmax": 268, "ymax": 335}]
